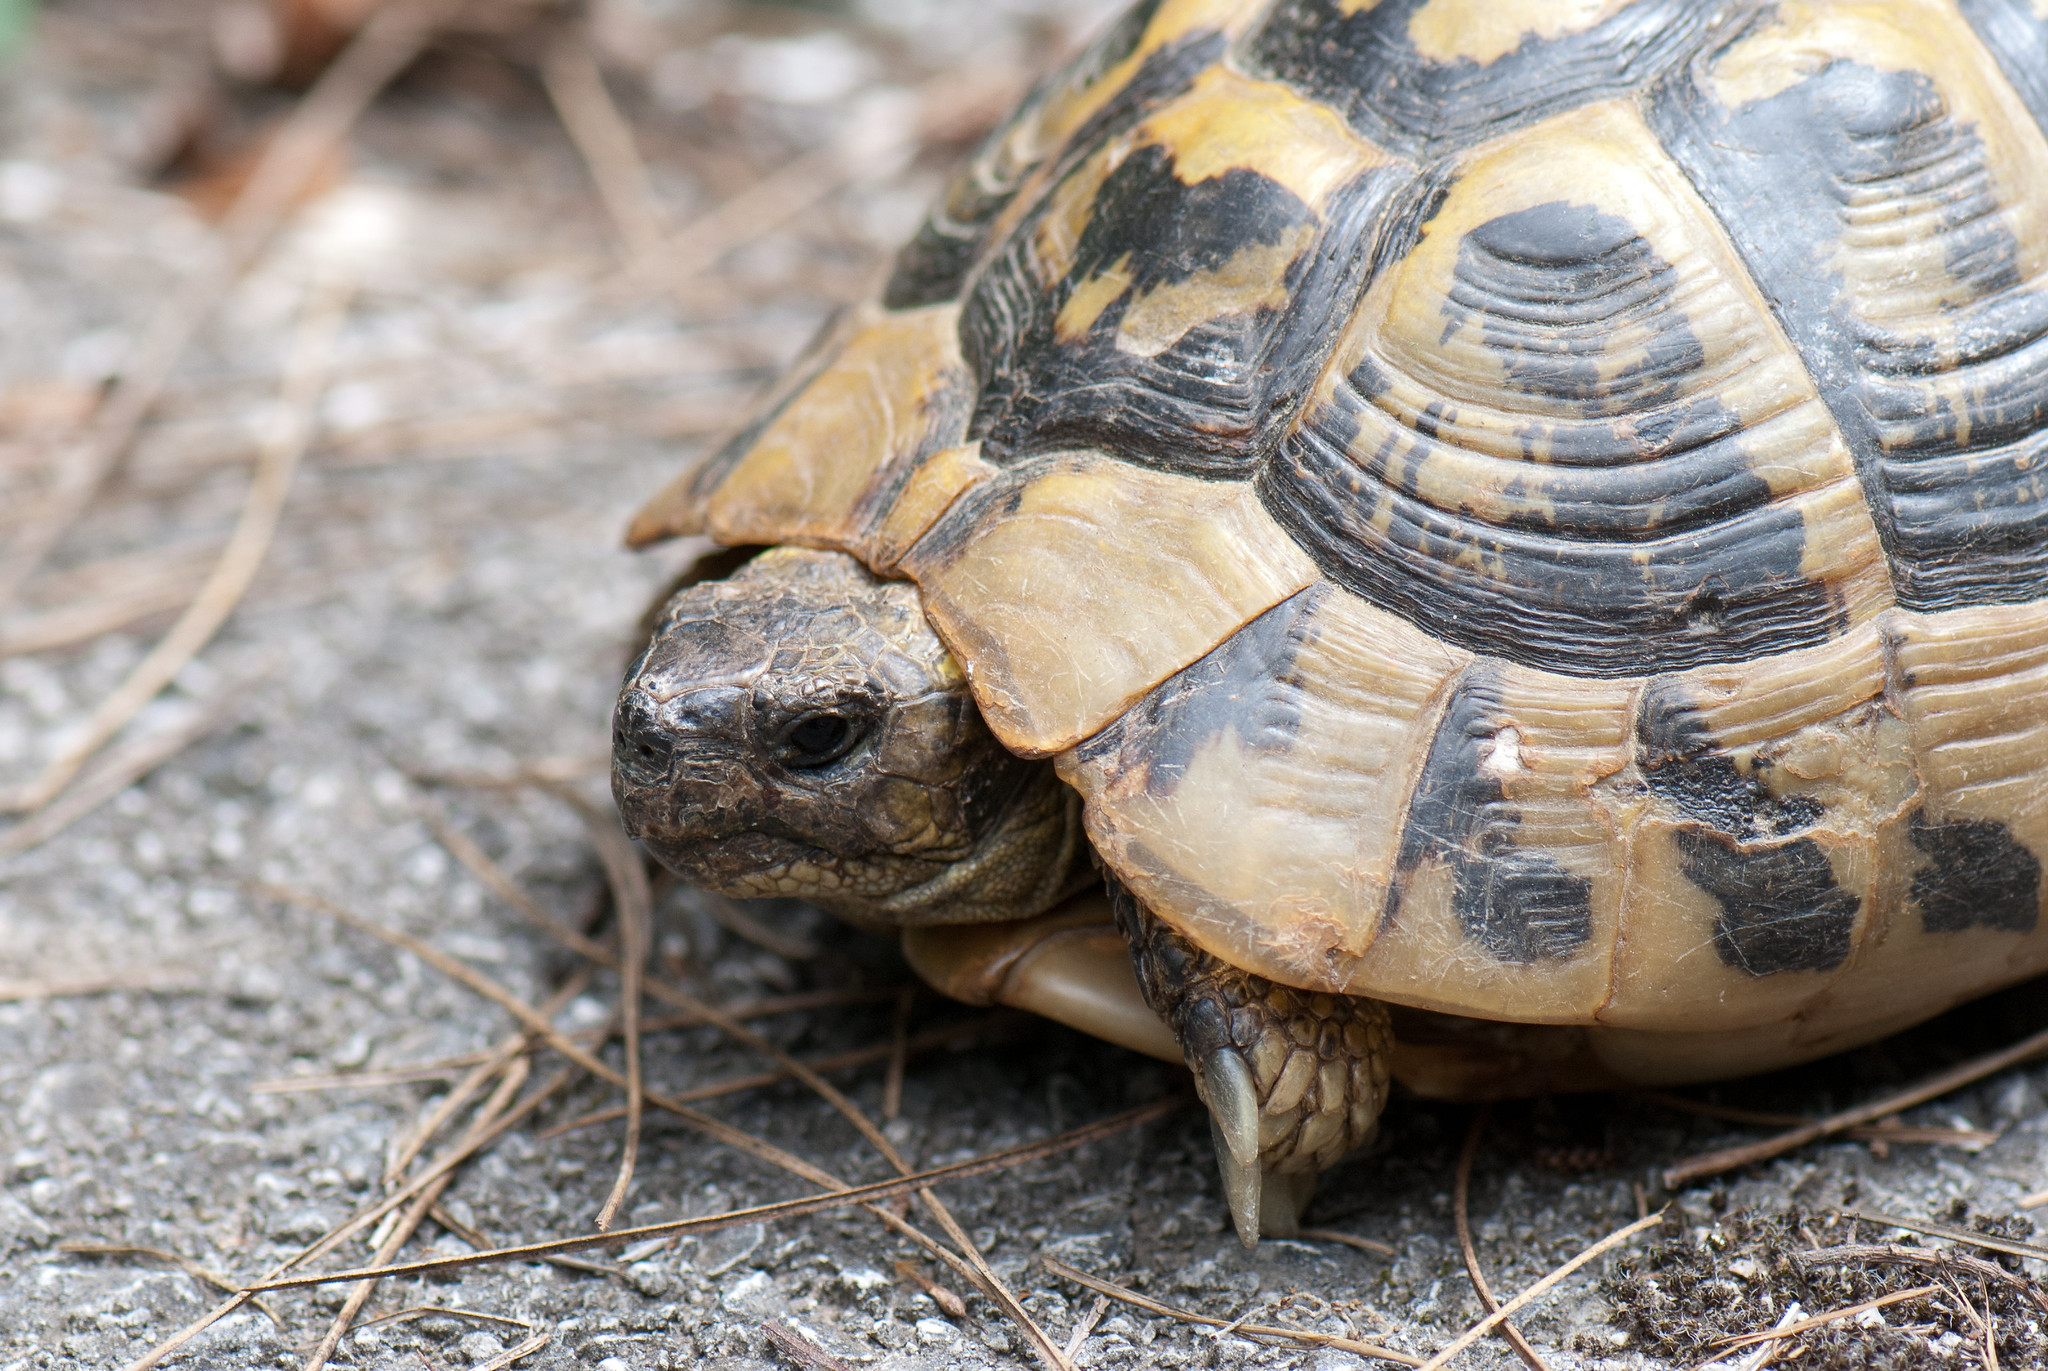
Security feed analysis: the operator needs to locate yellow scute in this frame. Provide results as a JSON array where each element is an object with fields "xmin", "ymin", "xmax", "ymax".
[
  {"xmin": 1406, "ymin": 0, "xmax": 1635, "ymax": 65},
  {"xmin": 901, "ymin": 454, "xmax": 1317, "ymax": 757},
  {"xmin": 704, "ymin": 303, "xmax": 969, "ymax": 549}
]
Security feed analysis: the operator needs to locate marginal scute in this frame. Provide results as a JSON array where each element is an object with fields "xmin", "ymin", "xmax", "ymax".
[
  {"xmin": 1259, "ymin": 99, "xmax": 1889, "ymax": 677},
  {"xmin": 1347, "ymin": 662, "xmax": 1631, "ymax": 1022},
  {"xmin": 626, "ymin": 307, "xmax": 862, "ymax": 546},
  {"xmin": 1060, "ymin": 584, "xmax": 1468, "ymax": 988},
  {"xmin": 902, "ymin": 452, "xmax": 1319, "ymax": 757},
  {"xmin": 1651, "ymin": 0, "xmax": 2048, "ymax": 611},
  {"xmin": 862, "ymin": 442, "xmax": 997, "ymax": 575},
  {"xmin": 1239, "ymin": 0, "xmax": 1723, "ymax": 158},
  {"xmin": 1957, "ymin": 0, "xmax": 2048, "ymax": 135},
  {"xmin": 884, "ymin": 0, "xmax": 1269, "ymax": 310}
]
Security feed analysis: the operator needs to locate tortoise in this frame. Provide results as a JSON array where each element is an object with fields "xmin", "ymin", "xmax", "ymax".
[{"xmin": 610, "ymin": 0, "xmax": 2048, "ymax": 1246}]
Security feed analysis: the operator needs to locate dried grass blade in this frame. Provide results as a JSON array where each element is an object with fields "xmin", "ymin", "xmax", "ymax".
[
  {"xmin": 1708, "ymin": 1285, "xmax": 1938, "ymax": 1355},
  {"xmin": 0, "ymin": 967, "xmax": 200, "ymax": 1003},
  {"xmin": 243, "ymin": 1097, "xmax": 1187, "ymax": 1292},
  {"xmin": 304, "ymin": 1058, "xmax": 530, "ymax": 1369},
  {"xmin": 0, "ymin": 689, "xmax": 236, "ymax": 857},
  {"xmin": 542, "ymin": 32, "xmax": 666, "ymax": 261},
  {"xmin": 471, "ymin": 1331, "xmax": 550, "ymax": 1371},
  {"xmin": 1297, "ymin": 1228, "xmax": 1397, "ymax": 1258},
  {"xmin": 761, "ymin": 1319, "xmax": 853, "ymax": 1371},
  {"xmin": 1453, "ymin": 1106, "xmax": 1548, "ymax": 1371},
  {"xmin": 1662, "ymin": 1023, "xmax": 2048, "ymax": 1188},
  {"xmin": 538, "ymin": 1015, "xmax": 1004, "ymax": 1137},
  {"xmin": 2, "ymin": 272, "xmax": 352, "ymax": 816},
  {"xmin": 581, "ymin": 802, "xmax": 651, "ymax": 1232},
  {"xmin": 1415, "ymin": 1211, "xmax": 1665, "ymax": 1371},
  {"xmin": 0, "ymin": 0, "xmax": 452, "ymax": 613},
  {"xmin": 58, "ymin": 1243, "xmax": 282, "ymax": 1326},
  {"xmin": 883, "ymin": 988, "xmax": 913, "ymax": 1121},
  {"xmin": 385, "ymin": 974, "xmax": 586, "ymax": 1185},
  {"xmin": 1039, "ymin": 1256, "xmax": 1420, "ymax": 1366}
]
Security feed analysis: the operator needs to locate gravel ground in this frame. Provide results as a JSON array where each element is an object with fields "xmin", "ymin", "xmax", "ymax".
[{"xmin": 4, "ymin": 4, "xmax": 2048, "ymax": 1370}]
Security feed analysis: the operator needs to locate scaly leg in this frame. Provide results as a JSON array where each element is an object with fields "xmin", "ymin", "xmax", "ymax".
[{"xmin": 1109, "ymin": 880, "xmax": 1392, "ymax": 1247}]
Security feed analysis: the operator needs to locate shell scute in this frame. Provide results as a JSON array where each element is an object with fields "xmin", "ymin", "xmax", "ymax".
[
  {"xmin": 1258, "ymin": 98, "xmax": 1890, "ymax": 677},
  {"xmin": 901, "ymin": 451, "xmax": 1317, "ymax": 756},
  {"xmin": 963, "ymin": 62, "xmax": 1403, "ymax": 474},
  {"xmin": 1650, "ymin": 0, "xmax": 2048, "ymax": 611},
  {"xmin": 1239, "ymin": 0, "xmax": 1725, "ymax": 158}
]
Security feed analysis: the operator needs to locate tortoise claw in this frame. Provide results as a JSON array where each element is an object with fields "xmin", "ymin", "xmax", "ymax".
[
  {"xmin": 1204, "ymin": 1046, "xmax": 1321, "ymax": 1246},
  {"xmin": 1210, "ymin": 1115, "xmax": 1264, "ymax": 1248},
  {"xmin": 1202, "ymin": 1047, "xmax": 1263, "ymax": 1247}
]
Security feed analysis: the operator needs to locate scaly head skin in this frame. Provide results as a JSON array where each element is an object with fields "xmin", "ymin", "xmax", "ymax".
[{"xmin": 611, "ymin": 547, "xmax": 1090, "ymax": 926}]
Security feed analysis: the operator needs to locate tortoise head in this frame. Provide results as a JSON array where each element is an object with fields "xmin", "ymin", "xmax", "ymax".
[{"xmin": 612, "ymin": 546, "xmax": 1088, "ymax": 926}]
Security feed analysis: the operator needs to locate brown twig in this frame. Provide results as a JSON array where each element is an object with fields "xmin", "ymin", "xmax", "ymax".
[
  {"xmin": 427, "ymin": 1204, "xmax": 622, "ymax": 1281},
  {"xmin": 1708, "ymin": 1285, "xmax": 1938, "ymax": 1356},
  {"xmin": 0, "ymin": 688, "xmax": 239, "ymax": 857},
  {"xmin": 541, "ymin": 30, "xmax": 667, "ymax": 262},
  {"xmin": 1453, "ymin": 1106, "xmax": 1547, "ymax": 1371},
  {"xmin": 384, "ymin": 973, "xmax": 587, "ymax": 1185},
  {"xmin": 1793, "ymin": 1244, "xmax": 2048, "ymax": 1313},
  {"xmin": 883, "ymin": 987, "xmax": 915, "ymax": 1121},
  {"xmin": 1415, "ymin": 1211, "xmax": 1665, "ymax": 1371},
  {"xmin": 351, "ymin": 1304, "xmax": 532, "ymax": 1333},
  {"xmin": 761, "ymin": 1320, "xmax": 854, "ymax": 1371},
  {"xmin": 57, "ymin": 1244, "xmax": 282, "ymax": 1326},
  {"xmin": 538, "ymin": 1016, "xmax": 1004, "ymax": 1137},
  {"xmin": 305, "ymin": 1058, "xmax": 530, "ymax": 1370},
  {"xmin": 692, "ymin": 889, "xmax": 821, "ymax": 959},
  {"xmin": 0, "ymin": 0, "xmax": 452, "ymax": 614},
  {"xmin": 1038, "ymin": 1256, "xmax": 1420, "ymax": 1365},
  {"xmin": 242, "ymin": 1097, "xmax": 1188, "ymax": 1292},
  {"xmin": 1661, "ymin": 1022, "xmax": 2048, "ymax": 1188},
  {"xmin": 1638, "ymin": 1094, "xmax": 1999, "ymax": 1151},
  {"xmin": 582, "ymin": 806, "xmax": 651, "ymax": 1233},
  {"xmin": 1297, "ymin": 1228, "xmax": 1398, "ymax": 1258},
  {"xmin": 3, "ymin": 270, "xmax": 353, "ymax": 817},
  {"xmin": 0, "ymin": 967, "xmax": 200, "ymax": 1003},
  {"xmin": 0, "ymin": 547, "xmax": 214, "ymax": 657},
  {"xmin": 1841, "ymin": 1210, "xmax": 2048, "ymax": 1265},
  {"xmin": 896, "ymin": 1258, "xmax": 969, "ymax": 1319}
]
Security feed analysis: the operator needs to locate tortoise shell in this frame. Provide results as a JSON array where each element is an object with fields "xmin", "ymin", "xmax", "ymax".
[{"xmin": 632, "ymin": 0, "xmax": 2048, "ymax": 1075}]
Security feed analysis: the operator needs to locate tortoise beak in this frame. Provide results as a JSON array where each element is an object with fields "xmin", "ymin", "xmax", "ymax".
[{"xmin": 610, "ymin": 683, "xmax": 752, "ymax": 847}]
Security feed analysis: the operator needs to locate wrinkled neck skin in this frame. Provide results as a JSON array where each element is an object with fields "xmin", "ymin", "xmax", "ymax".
[{"xmin": 613, "ymin": 547, "xmax": 1091, "ymax": 927}]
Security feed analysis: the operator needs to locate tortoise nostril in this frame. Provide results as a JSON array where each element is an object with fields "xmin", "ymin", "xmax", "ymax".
[{"xmin": 612, "ymin": 696, "xmax": 677, "ymax": 784}]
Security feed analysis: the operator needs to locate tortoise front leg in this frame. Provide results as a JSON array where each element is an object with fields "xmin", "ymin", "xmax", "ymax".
[
  {"xmin": 1109, "ymin": 879, "xmax": 1393, "ymax": 1247},
  {"xmin": 902, "ymin": 887, "xmax": 1393, "ymax": 1247}
]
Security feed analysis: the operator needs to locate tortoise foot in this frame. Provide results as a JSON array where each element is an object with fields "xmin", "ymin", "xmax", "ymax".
[{"xmin": 1110, "ymin": 879, "xmax": 1392, "ymax": 1248}]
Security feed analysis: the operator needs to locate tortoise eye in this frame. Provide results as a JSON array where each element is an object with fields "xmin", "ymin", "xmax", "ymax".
[{"xmin": 777, "ymin": 711, "xmax": 862, "ymax": 768}]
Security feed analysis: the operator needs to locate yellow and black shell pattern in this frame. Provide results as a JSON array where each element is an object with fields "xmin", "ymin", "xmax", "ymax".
[{"xmin": 632, "ymin": 0, "xmax": 2048, "ymax": 1062}]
